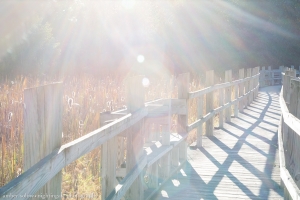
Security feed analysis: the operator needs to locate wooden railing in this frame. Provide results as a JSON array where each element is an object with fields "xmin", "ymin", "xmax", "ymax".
[
  {"xmin": 279, "ymin": 68, "xmax": 300, "ymax": 199},
  {"xmin": 0, "ymin": 67, "xmax": 260, "ymax": 200},
  {"xmin": 259, "ymin": 66, "xmax": 300, "ymax": 88},
  {"xmin": 259, "ymin": 66, "xmax": 284, "ymax": 87}
]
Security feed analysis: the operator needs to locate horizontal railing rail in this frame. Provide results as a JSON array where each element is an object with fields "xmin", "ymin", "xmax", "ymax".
[
  {"xmin": 0, "ymin": 108, "xmax": 148, "ymax": 197},
  {"xmin": 189, "ymin": 74, "xmax": 259, "ymax": 99},
  {"xmin": 188, "ymin": 83, "xmax": 259, "ymax": 132}
]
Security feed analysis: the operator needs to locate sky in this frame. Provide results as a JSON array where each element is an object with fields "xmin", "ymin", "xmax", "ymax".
[{"xmin": 1, "ymin": 0, "xmax": 300, "ymax": 76}]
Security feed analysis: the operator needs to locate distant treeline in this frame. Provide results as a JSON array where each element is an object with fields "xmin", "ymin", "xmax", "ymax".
[{"xmin": 1, "ymin": 0, "xmax": 300, "ymax": 78}]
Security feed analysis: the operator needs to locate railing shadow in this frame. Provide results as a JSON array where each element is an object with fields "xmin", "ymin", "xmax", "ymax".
[{"xmin": 154, "ymin": 87, "xmax": 283, "ymax": 199}]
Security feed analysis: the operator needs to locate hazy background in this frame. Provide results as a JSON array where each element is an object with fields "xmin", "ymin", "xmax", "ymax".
[{"xmin": 1, "ymin": 0, "xmax": 300, "ymax": 78}]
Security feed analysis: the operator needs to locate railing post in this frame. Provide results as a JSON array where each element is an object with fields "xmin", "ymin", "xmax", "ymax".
[
  {"xmin": 249, "ymin": 68, "xmax": 252, "ymax": 104},
  {"xmin": 161, "ymin": 123, "xmax": 170, "ymax": 179},
  {"xmin": 234, "ymin": 74, "xmax": 239, "ymax": 118},
  {"xmin": 125, "ymin": 75, "xmax": 145, "ymax": 200},
  {"xmin": 282, "ymin": 70, "xmax": 290, "ymax": 156},
  {"xmin": 100, "ymin": 115, "xmax": 117, "ymax": 199},
  {"xmin": 219, "ymin": 86, "xmax": 224, "ymax": 128},
  {"xmin": 282, "ymin": 70, "xmax": 288, "ymax": 101},
  {"xmin": 197, "ymin": 94, "xmax": 203, "ymax": 147},
  {"xmin": 251, "ymin": 67, "xmax": 256, "ymax": 103},
  {"xmin": 246, "ymin": 68, "xmax": 251, "ymax": 106},
  {"xmin": 24, "ymin": 83, "xmax": 62, "ymax": 197},
  {"xmin": 148, "ymin": 162, "xmax": 158, "ymax": 189},
  {"xmin": 206, "ymin": 70, "xmax": 214, "ymax": 136},
  {"xmin": 160, "ymin": 100, "xmax": 171, "ymax": 180},
  {"xmin": 239, "ymin": 68, "xmax": 244, "ymax": 112},
  {"xmin": 260, "ymin": 66, "xmax": 265, "ymax": 88},
  {"xmin": 267, "ymin": 66, "xmax": 272, "ymax": 86},
  {"xmin": 255, "ymin": 67, "xmax": 260, "ymax": 98},
  {"xmin": 147, "ymin": 125, "xmax": 159, "ymax": 191},
  {"xmin": 225, "ymin": 70, "xmax": 232, "ymax": 122},
  {"xmin": 177, "ymin": 73, "xmax": 189, "ymax": 160},
  {"xmin": 284, "ymin": 70, "xmax": 296, "ymax": 106},
  {"xmin": 171, "ymin": 146, "xmax": 179, "ymax": 167}
]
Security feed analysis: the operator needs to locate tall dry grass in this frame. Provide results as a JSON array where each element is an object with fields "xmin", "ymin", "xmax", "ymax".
[
  {"xmin": 0, "ymin": 73, "xmax": 225, "ymax": 198},
  {"xmin": 0, "ymin": 74, "xmax": 127, "ymax": 198}
]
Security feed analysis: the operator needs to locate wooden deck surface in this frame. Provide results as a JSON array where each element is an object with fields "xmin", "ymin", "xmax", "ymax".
[{"xmin": 153, "ymin": 86, "xmax": 284, "ymax": 200}]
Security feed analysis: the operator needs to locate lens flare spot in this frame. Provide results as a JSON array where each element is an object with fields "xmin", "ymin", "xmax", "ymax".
[
  {"xmin": 137, "ymin": 55, "xmax": 145, "ymax": 63},
  {"xmin": 142, "ymin": 77, "xmax": 150, "ymax": 87},
  {"xmin": 122, "ymin": 0, "xmax": 135, "ymax": 9}
]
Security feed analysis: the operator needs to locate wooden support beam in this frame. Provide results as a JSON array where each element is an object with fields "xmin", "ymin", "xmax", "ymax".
[
  {"xmin": 255, "ymin": 67, "xmax": 259, "ymax": 98},
  {"xmin": 177, "ymin": 73, "xmax": 189, "ymax": 161},
  {"xmin": 148, "ymin": 162, "xmax": 158, "ymax": 189},
  {"xmin": 246, "ymin": 68, "xmax": 251, "ymax": 106},
  {"xmin": 234, "ymin": 80, "xmax": 239, "ymax": 117},
  {"xmin": 171, "ymin": 146, "xmax": 179, "ymax": 167},
  {"xmin": 205, "ymin": 70, "xmax": 214, "ymax": 136},
  {"xmin": 254, "ymin": 67, "xmax": 257, "ymax": 97},
  {"xmin": 250, "ymin": 67, "xmax": 255, "ymax": 103},
  {"xmin": 177, "ymin": 73, "xmax": 189, "ymax": 135},
  {"xmin": 125, "ymin": 75, "xmax": 145, "ymax": 200},
  {"xmin": 219, "ymin": 87, "xmax": 224, "ymax": 128},
  {"xmin": 260, "ymin": 66, "xmax": 265, "ymax": 88},
  {"xmin": 162, "ymin": 124, "xmax": 170, "ymax": 146},
  {"xmin": 197, "ymin": 95, "xmax": 203, "ymax": 147},
  {"xmin": 101, "ymin": 140, "xmax": 108, "ymax": 199},
  {"xmin": 118, "ymin": 136, "xmax": 125, "ymax": 167},
  {"xmin": 100, "ymin": 114, "xmax": 117, "ymax": 199},
  {"xmin": 160, "ymin": 153, "xmax": 170, "ymax": 180},
  {"xmin": 161, "ymin": 124, "xmax": 170, "ymax": 180},
  {"xmin": 106, "ymin": 155, "xmax": 147, "ymax": 200},
  {"xmin": 225, "ymin": 70, "xmax": 232, "ymax": 122},
  {"xmin": 238, "ymin": 68, "xmax": 244, "ymax": 112},
  {"xmin": 23, "ymin": 83, "xmax": 62, "ymax": 198},
  {"xmin": 179, "ymin": 140, "xmax": 187, "ymax": 162}
]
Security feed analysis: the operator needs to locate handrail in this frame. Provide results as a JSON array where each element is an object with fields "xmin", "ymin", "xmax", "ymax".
[
  {"xmin": 188, "ymin": 83, "xmax": 259, "ymax": 132},
  {"xmin": 259, "ymin": 67, "xmax": 285, "ymax": 87},
  {"xmin": 189, "ymin": 74, "xmax": 259, "ymax": 99},
  {"xmin": 0, "ymin": 108, "xmax": 148, "ymax": 197}
]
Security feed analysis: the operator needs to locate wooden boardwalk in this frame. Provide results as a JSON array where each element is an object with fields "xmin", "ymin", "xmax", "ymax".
[{"xmin": 154, "ymin": 86, "xmax": 284, "ymax": 200}]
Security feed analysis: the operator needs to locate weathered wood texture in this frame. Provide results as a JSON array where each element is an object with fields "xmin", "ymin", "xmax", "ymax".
[
  {"xmin": 246, "ymin": 68, "xmax": 252, "ymax": 106},
  {"xmin": 189, "ymin": 74, "xmax": 259, "ymax": 99},
  {"xmin": 0, "ymin": 108, "xmax": 148, "ymax": 199},
  {"xmin": 177, "ymin": 73, "xmax": 189, "ymax": 135},
  {"xmin": 197, "ymin": 95, "xmax": 203, "ymax": 147},
  {"xmin": 0, "ymin": 69, "xmax": 276, "ymax": 200},
  {"xmin": 205, "ymin": 70, "xmax": 214, "ymax": 136},
  {"xmin": 177, "ymin": 73, "xmax": 189, "ymax": 161},
  {"xmin": 218, "ymin": 86, "xmax": 224, "ymax": 128},
  {"xmin": 154, "ymin": 86, "xmax": 283, "ymax": 200},
  {"xmin": 125, "ymin": 76, "xmax": 145, "ymax": 200},
  {"xmin": 239, "ymin": 68, "xmax": 245, "ymax": 112},
  {"xmin": 259, "ymin": 67, "xmax": 284, "ymax": 88},
  {"xmin": 280, "ymin": 74, "xmax": 300, "ymax": 200},
  {"xmin": 225, "ymin": 70, "xmax": 232, "ymax": 123},
  {"xmin": 24, "ymin": 83, "xmax": 63, "ymax": 198}
]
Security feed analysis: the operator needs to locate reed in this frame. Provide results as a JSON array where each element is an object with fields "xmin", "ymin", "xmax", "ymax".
[{"xmin": 0, "ymin": 73, "xmax": 221, "ymax": 198}]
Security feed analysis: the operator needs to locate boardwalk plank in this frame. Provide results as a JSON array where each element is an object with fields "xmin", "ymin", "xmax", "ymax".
[{"xmin": 154, "ymin": 86, "xmax": 284, "ymax": 200}]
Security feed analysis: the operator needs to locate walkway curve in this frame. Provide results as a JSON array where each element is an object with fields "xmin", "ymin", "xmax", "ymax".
[{"xmin": 154, "ymin": 86, "xmax": 284, "ymax": 200}]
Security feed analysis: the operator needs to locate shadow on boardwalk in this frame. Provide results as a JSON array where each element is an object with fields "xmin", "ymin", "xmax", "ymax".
[{"xmin": 154, "ymin": 86, "xmax": 284, "ymax": 200}]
